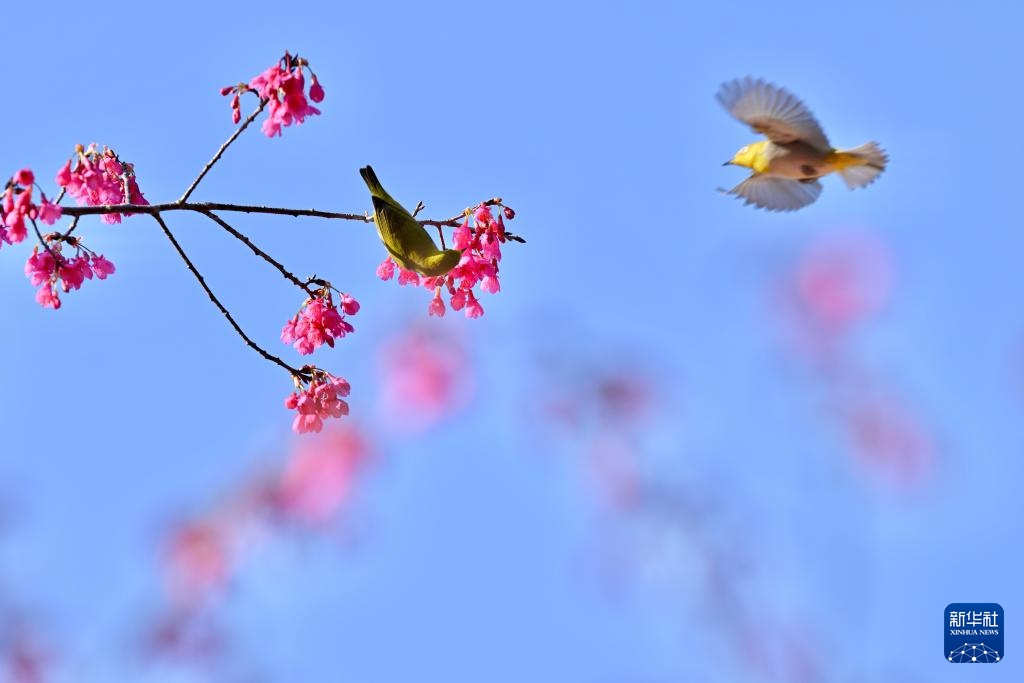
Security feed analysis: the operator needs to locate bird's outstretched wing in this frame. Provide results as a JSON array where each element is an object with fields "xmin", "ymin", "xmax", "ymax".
[
  {"xmin": 720, "ymin": 175, "xmax": 822, "ymax": 212},
  {"xmin": 717, "ymin": 77, "xmax": 831, "ymax": 151}
]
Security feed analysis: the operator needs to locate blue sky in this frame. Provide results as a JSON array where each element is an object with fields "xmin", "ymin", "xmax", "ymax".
[{"xmin": 1, "ymin": 1, "xmax": 1022, "ymax": 680}]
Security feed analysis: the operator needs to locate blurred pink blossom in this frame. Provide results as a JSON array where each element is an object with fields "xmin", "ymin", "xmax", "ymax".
[
  {"xmin": 377, "ymin": 324, "xmax": 472, "ymax": 431},
  {"xmin": 272, "ymin": 426, "xmax": 370, "ymax": 525},
  {"xmin": 164, "ymin": 521, "xmax": 231, "ymax": 604},
  {"xmin": 839, "ymin": 395, "xmax": 935, "ymax": 488}
]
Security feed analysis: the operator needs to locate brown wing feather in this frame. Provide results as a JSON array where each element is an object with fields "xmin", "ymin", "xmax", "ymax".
[{"xmin": 717, "ymin": 77, "xmax": 831, "ymax": 151}]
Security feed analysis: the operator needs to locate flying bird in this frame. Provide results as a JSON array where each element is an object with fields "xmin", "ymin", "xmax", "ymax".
[
  {"xmin": 717, "ymin": 77, "xmax": 887, "ymax": 212},
  {"xmin": 360, "ymin": 165, "xmax": 462, "ymax": 277}
]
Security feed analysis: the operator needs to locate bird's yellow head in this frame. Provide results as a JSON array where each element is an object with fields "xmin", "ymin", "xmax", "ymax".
[{"xmin": 724, "ymin": 142, "xmax": 766, "ymax": 170}]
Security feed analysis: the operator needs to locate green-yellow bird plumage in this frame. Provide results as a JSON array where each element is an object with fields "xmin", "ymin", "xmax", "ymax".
[
  {"xmin": 717, "ymin": 77, "xmax": 888, "ymax": 212},
  {"xmin": 360, "ymin": 165, "xmax": 462, "ymax": 277}
]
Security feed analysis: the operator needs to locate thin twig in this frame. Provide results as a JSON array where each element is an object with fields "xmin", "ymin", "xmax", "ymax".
[
  {"xmin": 178, "ymin": 100, "xmax": 268, "ymax": 204},
  {"xmin": 199, "ymin": 209, "xmax": 314, "ymax": 295},
  {"xmin": 62, "ymin": 216, "xmax": 81, "ymax": 240},
  {"xmin": 418, "ymin": 198, "xmax": 503, "ymax": 227},
  {"xmin": 151, "ymin": 211, "xmax": 309, "ymax": 378}
]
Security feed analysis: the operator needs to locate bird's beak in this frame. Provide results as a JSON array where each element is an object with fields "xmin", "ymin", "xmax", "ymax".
[{"xmin": 722, "ymin": 160, "xmax": 734, "ymax": 166}]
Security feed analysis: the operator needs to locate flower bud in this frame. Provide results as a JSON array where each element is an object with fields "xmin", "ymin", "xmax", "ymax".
[{"xmin": 309, "ymin": 75, "xmax": 324, "ymax": 103}]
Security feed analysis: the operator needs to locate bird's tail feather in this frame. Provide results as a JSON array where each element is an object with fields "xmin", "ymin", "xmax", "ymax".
[
  {"xmin": 360, "ymin": 165, "xmax": 383, "ymax": 194},
  {"xmin": 834, "ymin": 142, "xmax": 888, "ymax": 190}
]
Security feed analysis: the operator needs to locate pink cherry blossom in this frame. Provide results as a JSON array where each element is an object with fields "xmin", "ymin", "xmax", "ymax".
[
  {"xmin": 1, "ymin": 175, "xmax": 36, "ymax": 246},
  {"xmin": 35, "ymin": 284, "xmax": 61, "ymax": 309},
  {"xmin": 223, "ymin": 52, "xmax": 324, "ymax": 137},
  {"xmin": 450, "ymin": 288, "xmax": 466, "ymax": 311},
  {"xmin": 57, "ymin": 144, "xmax": 148, "ymax": 223},
  {"xmin": 397, "ymin": 267, "xmax": 420, "ymax": 287},
  {"xmin": 55, "ymin": 160, "xmax": 71, "ymax": 186},
  {"xmin": 36, "ymin": 197, "xmax": 62, "ymax": 225},
  {"xmin": 13, "ymin": 168, "xmax": 34, "ymax": 186},
  {"xmin": 281, "ymin": 291, "xmax": 358, "ymax": 356},
  {"xmin": 339, "ymin": 293, "xmax": 360, "ymax": 315},
  {"xmin": 58, "ymin": 256, "xmax": 92, "ymax": 292},
  {"xmin": 376, "ymin": 257, "xmax": 395, "ymax": 280},
  {"xmin": 23, "ymin": 243, "xmax": 115, "ymax": 310},
  {"xmin": 480, "ymin": 274, "xmax": 500, "ymax": 294},
  {"xmin": 91, "ymin": 254, "xmax": 116, "ymax": 279},
  {"xmin": 464, "ymin": 291, "xmax": 484, "ymax": 318},
  {"xmin": 285, "ymin": 372, "xmax": 351, "ymax": 435},
  {"xmin": 25, "ymin": 249, "xmax": 56, "ymax": 287},
  {"xmin": 428, "ymin": 292, "xmax": 446, "ymax": 317}
]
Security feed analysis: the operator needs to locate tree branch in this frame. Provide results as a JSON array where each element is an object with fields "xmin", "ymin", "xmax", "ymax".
[
  {"xmin": 60, "ymin": 199, "xmax": 526, "ymax": 240},
  {"xmin": 178, "ymin": 100, "xmax": 268, "ymax": 204},
  {"xmin": 199, "ymin": 209, "xmax": 314, "ymax": 296},
  {"xmin": 61, "ymin": 201, "xmax": 371, "ymax": 222},
  {"xmin": 151, "ymin": 211, "xmax": 309, "ymax": 379}
]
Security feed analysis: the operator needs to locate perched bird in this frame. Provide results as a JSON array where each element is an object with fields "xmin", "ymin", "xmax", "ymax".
[
  {"xmin": 717, "ymin": 77, "xmax": 887, "ymax": 211},
  {"xmin": 360, "ymin": 165, "xmax": 462, "ymax": 277}
]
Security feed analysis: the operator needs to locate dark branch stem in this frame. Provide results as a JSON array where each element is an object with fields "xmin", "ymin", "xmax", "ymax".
[
  {"xmin": 151, "ymin": 211, "xmax": 308, "ymax": 378},
  {"xmin": 179, "ymin": 100, "xmax": 268, "ymax": 204},
  {"xmin": 61, "ymin": 201, "xmax": 371, "ymax": 222},
  {"xmin": 199, "ymin": 209, "xmax": 314, "ymax": 296},
  {"xmin": 62, "ymin": 216, "xmax": 81, "ymax": 240}
]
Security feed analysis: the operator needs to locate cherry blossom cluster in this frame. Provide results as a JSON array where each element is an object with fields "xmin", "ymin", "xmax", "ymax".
[
  {"xmin": 25, "ymin": 238, "xmax": 115, "ymax": 309},
  {"xmin": 377, "ymin": 203, "xmax": 515, "ymax": 318},
  {"xmin": 162, "ymin": 425, "xmax": 370, "ymax": 609},
  {"xmin": 281, "ymin": 289, "xmax": 359, "ymax": 355},
  {"xmin": 6, "ymin": 164, "xmax": 120, "ymax": 309},
  {"xmin": 148, "ymin": 425, "xmax": 370, "ymax": 668},
  {"xmin": 221, "ymin": 52, "xmax": 324, "ymax": 136},
  {"xmin": 2, "ymin": 169, "xmax": 62, "ymax": 247},
  {"xmin": 285, "ymin": 369, "xmax": 351, "ymax": 434},
  {"xmin": 57, "ymin": 144, "xmax": 148, "ymax": 223}
]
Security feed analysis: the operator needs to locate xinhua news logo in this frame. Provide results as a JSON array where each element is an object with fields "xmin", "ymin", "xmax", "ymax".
[{"xmin": 945, "ymin": 603, "xmax": 1003, "ymax": 663}]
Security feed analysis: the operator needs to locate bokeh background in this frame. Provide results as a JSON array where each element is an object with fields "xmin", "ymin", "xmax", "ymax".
[{"xmin": 1, "ymin": 1, "xmax": 1022, "ymax": 680}]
